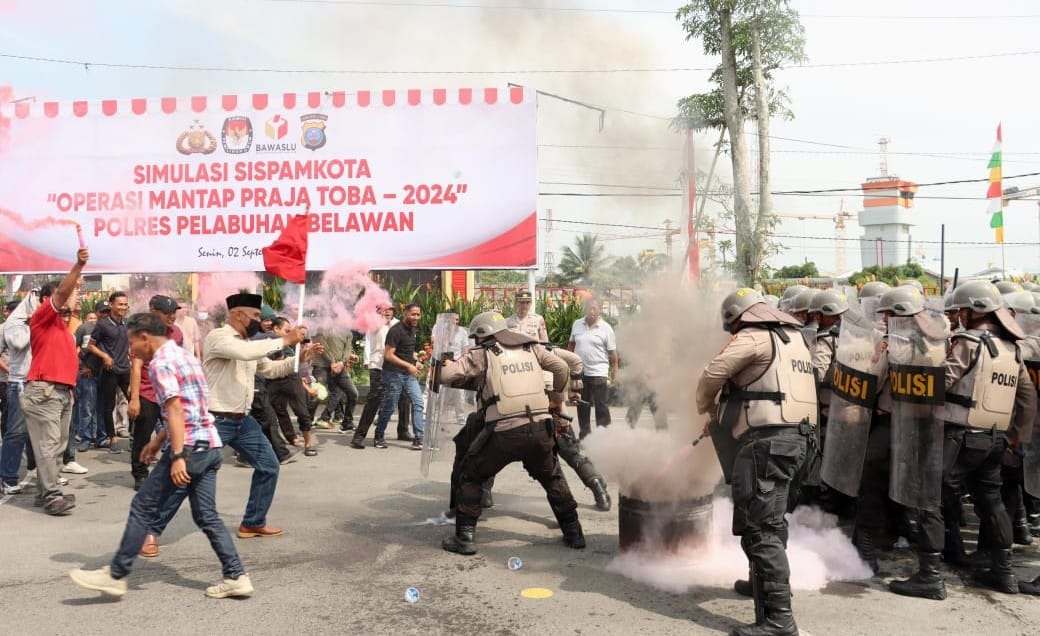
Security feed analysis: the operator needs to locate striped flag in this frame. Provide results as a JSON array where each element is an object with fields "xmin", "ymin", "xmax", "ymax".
[{"xmin": 987, "ymin": 123, "xmax": 1003, "ymax": 243}]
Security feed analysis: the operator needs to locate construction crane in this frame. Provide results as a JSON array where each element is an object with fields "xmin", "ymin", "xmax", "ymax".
[
  {"xmin": 597, "ymin": 219, "xmax": 682, "ymax": 258},
  {"xmin": 773, "ymin": 201, "xmax": 854, "ymax": 273}
]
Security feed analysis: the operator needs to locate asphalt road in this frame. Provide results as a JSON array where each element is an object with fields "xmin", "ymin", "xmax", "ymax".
[{"xmin": 1, "ymin": 407, "xmax": 1038, "ymax": 635}]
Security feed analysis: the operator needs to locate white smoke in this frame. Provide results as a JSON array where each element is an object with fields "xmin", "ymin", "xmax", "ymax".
[{"xmin": 607, "ymin": 498, "xmax": 872, "ymax": 592}]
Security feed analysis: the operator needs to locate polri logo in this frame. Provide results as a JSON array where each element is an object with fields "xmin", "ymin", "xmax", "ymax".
[{"xmin": 300, "ymin": 113, "xmax": 328, "ymax": 151}]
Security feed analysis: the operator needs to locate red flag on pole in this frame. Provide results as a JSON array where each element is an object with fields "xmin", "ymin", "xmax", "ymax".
[{"xmin": 262, "ymin": 214, "xmax": 309, "ymax": 283}]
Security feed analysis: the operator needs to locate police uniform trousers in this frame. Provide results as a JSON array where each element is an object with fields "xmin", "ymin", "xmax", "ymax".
[
  {"xmin": 730, "ymin": 426, "xmax": 809, "ymax": 587},
  {"xmin": 456, "ymin": 419, "xmax": 578, "ymax": 527},
  {"xmin": 555, "ymin": 423, "xmax": 602, "ymax": 488},
  {"xmin": 855, "ymin": 414, "xmax": 902, "ymax": 540},
  {"xmin": 931, "ymin": 426, "xmax": 1013, "ymax": 555}
]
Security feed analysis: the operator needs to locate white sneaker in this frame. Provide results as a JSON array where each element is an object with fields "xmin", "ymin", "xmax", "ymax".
[
  {"xmin": 205, "ymin": 574, "xmax": 254, "ymax": 598},
  {"xmin": 69, "ymin": 566, "xmax": 127, "ymax": 597},
  {"xmin": 23, "ymin": 469, "xmax": 37, "ymax": 485},
  {"xmin": 62, "ymin": 461, "xmax": 89, "ymax": 474},
  {"xmin": 1, "ymin": 482, "xmax": 23, "ymax": 495},
  {"xmin": 58, "ymin": 476, "xmax": 69, "ymax": 486}
]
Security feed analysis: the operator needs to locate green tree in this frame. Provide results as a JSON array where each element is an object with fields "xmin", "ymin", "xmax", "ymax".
[
  {"xmin": 676, "ymin": 0, "xmax": 806, "ymax": 285},
  {"xmin": 556, "ymin": 234, "xmax": 612, "ymax": 286},
  {"xmin": 476, "ymin": 270, "xmax": 527, "ymax": 286},
  {"xmin": 774, "ymin": 262, "xmax": 818, "ymax": 279}
]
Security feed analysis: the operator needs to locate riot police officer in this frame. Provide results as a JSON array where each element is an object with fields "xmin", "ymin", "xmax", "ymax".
[
  {"xmin": 697, "ymin": 289, "xmax": 815, "ymax": 636},
  {"xmin": 891, "ymin": 281, "xmax": 1036, "ymax": 599},
  {"xmin": 777, "ymin": 284, "xmax": 809, "ymax": 313},
  {"xmin": 440, "ymin": 311, "xmax": 584, "ymax": 555},
  {"xmin": 786, "ymin": 288, "xmax": 819, "ymax": 327}
]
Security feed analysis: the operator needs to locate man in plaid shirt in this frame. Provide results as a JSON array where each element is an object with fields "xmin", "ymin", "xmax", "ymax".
[{"xmin": 69, "ymin": 313, "xmax": 253, "ymax": 599}]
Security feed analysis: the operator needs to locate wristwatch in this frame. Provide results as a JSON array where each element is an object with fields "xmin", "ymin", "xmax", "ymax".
[{"xmin": 170, "ymin": 449, "xmax": 188, "ymax": 460}]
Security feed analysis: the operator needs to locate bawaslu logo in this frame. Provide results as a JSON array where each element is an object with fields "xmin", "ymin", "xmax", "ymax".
[{"xmin": 255, "ymin": 114, "xmax": 296, "ymax": 154}]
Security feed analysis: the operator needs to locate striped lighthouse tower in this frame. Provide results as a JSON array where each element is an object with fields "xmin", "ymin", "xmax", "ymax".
[{"xmin": 857, "ymin": 175, "xmax": 918, "ymax": 269}]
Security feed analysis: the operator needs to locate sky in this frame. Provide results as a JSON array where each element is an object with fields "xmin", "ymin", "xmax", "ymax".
[{"xmin": 1, "ymin": 0, "xmax": 1039, "ymax": 278}]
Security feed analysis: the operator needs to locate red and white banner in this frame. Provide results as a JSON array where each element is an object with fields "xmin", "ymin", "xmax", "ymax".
[{"xmin": 0, "ymin": 87, "xmax": 536, "ymax": 274}]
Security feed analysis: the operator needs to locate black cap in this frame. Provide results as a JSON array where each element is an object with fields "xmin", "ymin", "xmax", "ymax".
[
  {"xmin": 226, "ymin": 293, "xmax": 263, "ymax": 310},
  {"xmin": 96, "ymin": 301, "xmax": 112, "ymax": 313},
  {"xmin": 515, "ymin": 290, "xmax": 533, "ymax": 301},
  {"xmin": 149, "ymin": 295, "xmax": 181, "ymax": 314}
]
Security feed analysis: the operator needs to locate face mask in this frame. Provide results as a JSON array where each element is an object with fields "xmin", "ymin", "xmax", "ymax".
[{"xmin": 246, "ymin": 318, "xmax": 262, "ymax": 338}]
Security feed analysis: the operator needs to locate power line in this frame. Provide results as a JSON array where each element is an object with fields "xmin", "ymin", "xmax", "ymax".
[
  {"xmin": 4, "ymin": 48, "xmax": 1040, "ymax": 74},
  {"xmin": 550, "ymin": 218, "xmax": 1040, "ymax": 246},
  {"xmin": 262, "ymin": 1, "xmax": 1040, "ymax": 21}
]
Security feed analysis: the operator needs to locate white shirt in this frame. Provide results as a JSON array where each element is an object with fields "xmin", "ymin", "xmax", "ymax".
[
  {"xmin": 364, "ymin": 322, "xmax": 391, "ymax": 371},
  {"xmin": 569, "ymin": 317, "xmax": 616, "ymax": 377}
]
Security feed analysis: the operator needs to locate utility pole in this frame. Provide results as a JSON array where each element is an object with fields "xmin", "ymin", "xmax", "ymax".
[{"xmin": 542, "ymin": 208, "xmax": 555, "ymax": 278}]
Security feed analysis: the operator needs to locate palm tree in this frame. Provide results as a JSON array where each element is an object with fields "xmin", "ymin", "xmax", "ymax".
[
  {"xmin": 719, "ymin": 239, "xmax": 733, "ymax": 270},
  {"xmin": 557, "ymin": 234, "xmax": 612, "ymax": 286}
]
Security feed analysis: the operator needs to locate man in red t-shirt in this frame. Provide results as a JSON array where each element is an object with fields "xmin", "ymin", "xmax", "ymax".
[
  {"xmin": 128, "ymin": 295, "xmax": 185, "ymax": 492},
  {"xmin": 21, "ymin": 248, "xmax": 88, "ymax": 516}
]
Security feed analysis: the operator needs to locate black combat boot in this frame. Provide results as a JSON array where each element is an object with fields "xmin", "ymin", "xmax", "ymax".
[
  {"xmin": 441, "ymin": 525, "xmax": 477, "ymax": 555},
  {"xmin": 1013, "ymin": 506, "xmax": 1033, "ymax": 546},
  {"xmin": 589, "ymin": 477, "xmax": 611, "ymax": 511},
  {"xmin": 854, "ymin": 528, "xmax": 880, "ymax": 575},
  {"xmin": 556, "ymin": 511, "xmax": 586, "ymax": 549},
  {"xmin": 972, "ymin": 548, "xmax": 1018, "ymax": 593},
  {"xmin": 730, "ymin": 582, "xmax": 798, "ymax": 636},
  {"xmin": 1029, "ymin": 513, "xmax": 1040, "ymax": 538},
  {"xmin": 889, "ymin": 551, "xmax": 946, "ymax": 600},
  {"xmin": 1019, "ymin": 575, "xmax": 1040, "ymax": 595}
]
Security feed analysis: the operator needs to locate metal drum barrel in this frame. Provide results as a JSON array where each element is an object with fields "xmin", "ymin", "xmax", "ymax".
[{"xmin": 617, "ymin": 494, "xmax": 713, "ymax": 553}]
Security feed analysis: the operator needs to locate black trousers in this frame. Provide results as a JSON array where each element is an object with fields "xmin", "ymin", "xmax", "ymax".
[
  {"xmin": 926, "ymin": 428, "xmax": 1012, "ymax": 554},
  {"xmin": 556, "ymin": 421, "xmax": 602, "ymax": 488},
  {"xmin": 856, "ymin": 418, "xmax": 894, "ymax": 534},
  {"xmin": 353, "ymin": 369, "xmax": 384, "ymax": 441},
  {"xmin": 577, "ymin": 375, "xmax": 610, "ymax": 439},
  {"xmin": 731, "ymin": 427, "xmax": 809, "ymax": 586},
  {"xmin": 130, "ymin": 397, "xmax": 161, "ymax": 479},
  {"xmin": 99, "ymin": 370, "xmax": 130, "ymax": 440},
  {"xmin": 251, "ymin": 380, "xmax": 291, "ymax": 463},
  {"xmin": 456, "ymin": 420, "xmax": 578, "ymax": 527},
  {"xmin": 269, "ymin": 373, "xmax": 313, "ymax": 438},
  {"xmin": 0, "ymin": 380, "xmax": 7, "ymax": 436}
]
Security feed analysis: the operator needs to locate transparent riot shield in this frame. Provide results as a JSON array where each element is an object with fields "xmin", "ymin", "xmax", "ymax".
[
  {"xmin": 819, "ymin": 315, "xmax": 882, "ymax": 497},
  {"xmin": 1015, "ymin": 324, "xmax": 1040, "ymax": 498},
  {"xmin": 422, "ymin": 313, "xmax": 475, "ymax": 477},
  {"xmin": 858, "ymin": 297, "xmax": 883, "ymax": 330},
  {"xmin": 886, "ymin": 312, "xmax": 948, "ymax": 512}
]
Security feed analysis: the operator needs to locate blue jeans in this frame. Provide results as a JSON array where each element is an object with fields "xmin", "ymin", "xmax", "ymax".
[
  {"xmin": 0, "ymin": 382, "xmax": 28, "ymax": 485},
  {"xmin": 373, "ymin": 371, "xmax": 424, "ymax": 440},
  {"xmin": 73, "ymin": 375, "xmax": 99, "ymax": 443},
  {"xmin": 151, "ymin": 414, "xmax": 279, "ymax": 534},
  {"xmin": 110, "ymin": 445, "xmax": 244, "ymax": 580}
]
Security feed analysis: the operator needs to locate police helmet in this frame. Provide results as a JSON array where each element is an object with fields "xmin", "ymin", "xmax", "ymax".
[
  {"xmin": 468, "ymin": 311, "xmax": 508, "ymax": 338},
  {"xmin": 900, "ymin": 279, "xmax": 924, "ymax": 292},
  {"xmin": 1020, "ymin": 282, "xmax": 1040, "ymax": 292},
  {"xmin": 809, "ymin": 290, "xmax": 850, "ymax": 316},
  {"xmin": 788, "ymin": 289, "xmax": 819, "ymax": 314},
  {"xmin": 721, "ymin": 288, "xmax": 765, "ymax": 327},
  {"xmin": 1003, "ymin": 290, "xmax": 1040, "ymax": 314},
  {"xmin": 763, "ymin": 294, "xmax": 780, "ymax": 308},
  {"xmin": 778, "ymin": 285, "xmax": 809, "ymax": 311},
  {"xmin": 995, "ymin": 281, "xmax": 1023, "ymax": 294},
  {"xmin": 949, "ymin": 280, "xmax": 1003, "ymax": 314},
  {"xmin": 858, "ymin": 281, "xmax": 891, "ymax": 299},
  {"xmin": 877, "ymin": 286, "xmax": 925, "ymax": 316}
]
